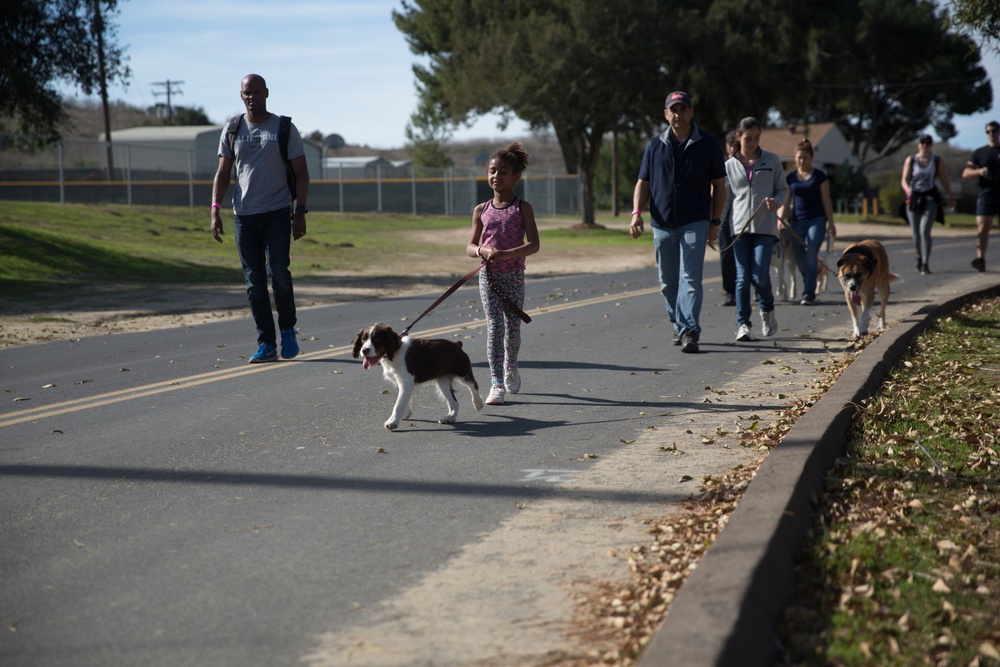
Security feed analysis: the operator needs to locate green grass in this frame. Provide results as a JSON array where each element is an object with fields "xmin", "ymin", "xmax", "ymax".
[
  {"xmin": 780, "ymin": 296, "xmax": 1000, "ymax": 666},
  {"xmin": 0, "ymin": 201, "xmax": 979, "ymax": 309},
  {"xmin": 0, "ymin": 202, "xmax": 643, "ymax": 297}
]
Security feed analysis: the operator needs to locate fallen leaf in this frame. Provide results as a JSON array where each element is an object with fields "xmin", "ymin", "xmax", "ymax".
[
  {"xmin": 936, "ymin": 539, "xmax": 958, "ymax": 553},
  {"xmin": 980, "ymin": 641, "xmax": 1000, "ymax": 660}
]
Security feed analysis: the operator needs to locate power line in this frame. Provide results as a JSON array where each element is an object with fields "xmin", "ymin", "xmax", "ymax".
[
  {"xmin": 809, "ymin": 76, "xmax": 985, "ymax": 90},
  {"xmin": 151, "ymin": 80, "xmax": 184, "ymax": 125}
]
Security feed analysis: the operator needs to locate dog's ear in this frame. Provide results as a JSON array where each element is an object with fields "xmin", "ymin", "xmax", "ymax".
[
  {"xmin": 351, "ymin": 329, "xmax": 365, "ymax": 358},
  {"xmin": 383, "ymin": 327, "xmax": 401, "ymax": 361},
  {"xmin": 837, "ymin": 257, "xmax": 847, "ymax": 268}
]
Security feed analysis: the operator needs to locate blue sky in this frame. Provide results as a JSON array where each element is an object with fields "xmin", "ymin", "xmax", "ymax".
[{"xmin": 60, "ymin": 0, "xmax": 1000, "ymax": 151}]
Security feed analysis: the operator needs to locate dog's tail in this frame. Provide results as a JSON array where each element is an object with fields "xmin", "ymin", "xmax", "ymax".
[{"xmin": 889, "ymin": 272, "xmax": 903, "ymax": 284}]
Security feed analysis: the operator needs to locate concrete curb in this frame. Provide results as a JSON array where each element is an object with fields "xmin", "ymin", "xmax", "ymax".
[{"xmin": 637, "ymin": 282, "xmax": 1000, "ymax": 667}]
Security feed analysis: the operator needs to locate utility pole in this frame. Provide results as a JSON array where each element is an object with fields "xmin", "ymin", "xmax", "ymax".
[
  {"xmin": 93, "ymin": 0, "xmax": 113, "ymax": 180},
  {"xmin": 151, "ymin": 79, "xmax": 184, "ymax": 125}
]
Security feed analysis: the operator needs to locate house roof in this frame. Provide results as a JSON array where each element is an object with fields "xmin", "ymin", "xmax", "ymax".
[
  {"xmin": 761, "ymin": 122, "xmax": 839, "ymax": 160},
  {"xmin": 324, "ymin": 156, "xmax": 393, "ymax": 167},
  {"xmin": 760, "ymin": 122, "xmax": 859, "ymax": 169}
]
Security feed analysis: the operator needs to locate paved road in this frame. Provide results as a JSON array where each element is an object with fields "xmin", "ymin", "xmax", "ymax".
[{"xmin": 1, "ymin": 225, "xmax": 996, "ymax": 666}]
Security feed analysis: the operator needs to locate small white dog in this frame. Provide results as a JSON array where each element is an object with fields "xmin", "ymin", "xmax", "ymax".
[
  {"xmin": 775, "ymin": 226, "xmax": 835, "ymax": 300},
  {"xmin": 773, "ymin": 225, "xmax": 798, "ymax": 301}
]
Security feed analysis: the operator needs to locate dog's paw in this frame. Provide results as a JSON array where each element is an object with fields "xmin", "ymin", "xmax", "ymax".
[
  {"xmin": 384, "ymin": 419, "xmax": 400, "ymax": 430},
  {"xmin": 438, "ymin": 415, "xmax": 456, "ymax": 425}
]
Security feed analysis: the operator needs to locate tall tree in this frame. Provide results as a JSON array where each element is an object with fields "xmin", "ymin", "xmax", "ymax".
[
  {"xmin": 0, "ymin": 0, "xmax": 130, "ymax": 141},
  {"xmin": 404, "ymin": 93, "xmax": 454, "ymax": 169},
  {"xmin": 948, "ymin": 0, "xmax": 1000, "ymax": 49},
  {"xmin": 394, "ymin": 0, "xmax": 680, "ymax": 226},
  {"xmin": 769, "ymin": 0, "xmax": 990, "ymax": 168}
]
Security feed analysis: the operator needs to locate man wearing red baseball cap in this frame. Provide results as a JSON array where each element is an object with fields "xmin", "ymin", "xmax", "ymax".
[{"xmin": 629, "ymin": 91, "xmax": 727, "ymax": 354}]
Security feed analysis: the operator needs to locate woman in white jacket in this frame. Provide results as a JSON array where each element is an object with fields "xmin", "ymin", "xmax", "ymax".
[{"xmin": 724, "ymin": 117, "xmax": 788, "ymax": 342}]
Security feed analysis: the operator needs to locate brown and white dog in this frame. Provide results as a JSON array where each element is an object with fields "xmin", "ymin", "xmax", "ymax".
[
  {"xmin": 836, "ymin": 240, "xmax": 901, "ymax": 338},
  {"xmin": 352, "ymin": 324, "xmax": 484, "ymax": 430}
]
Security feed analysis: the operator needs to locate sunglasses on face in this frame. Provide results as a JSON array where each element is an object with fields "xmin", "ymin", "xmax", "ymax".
[{"xmin": 987, "ymin": 128, "xmax": 999, "ymax": 134}]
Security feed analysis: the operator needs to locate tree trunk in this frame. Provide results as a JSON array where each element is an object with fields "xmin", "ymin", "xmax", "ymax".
[
  {"xmin": 576, "ymin": 129, "xmax": 607, "ymax": 227},
  {"xmin": 611, "ymin": 130, "xmax": 619, "ymax": 217},
  {"xmin": 579, "ymin": 166, "xmax": 596, "ymax": 226}
]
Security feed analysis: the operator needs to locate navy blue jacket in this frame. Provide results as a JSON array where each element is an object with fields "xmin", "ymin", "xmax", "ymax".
[{"xmin": 638, "ymin": 123, "xmax": 726, "ymax": 229}]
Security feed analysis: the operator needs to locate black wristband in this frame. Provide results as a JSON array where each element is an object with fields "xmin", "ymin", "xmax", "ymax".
[
  {"xmin": 295, "ymin": 204, "xmax": 308, "ymax": 215},
  {"xmin": 710, "ymin": 218, "xmax": 721, "ymax": 226}
]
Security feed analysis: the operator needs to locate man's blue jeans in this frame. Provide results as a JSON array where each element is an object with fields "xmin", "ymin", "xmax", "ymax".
[
  {"xmin": 733, "ymin": 233, "xmax": 775, "ymax": 328},
  {"xmin": 653, "ymin": 221, "xmax": 708, "ymax": 337},
  {"xmin": 790, "ymin": 216, "xmax": 826, "ymax": 300},
  {"xmin": 234, "ymin": 207, "xmax": 296, "ymax": 346}
]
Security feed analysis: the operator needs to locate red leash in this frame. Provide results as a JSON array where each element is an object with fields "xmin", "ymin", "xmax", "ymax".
[{"xmin": 401, "ymin": 261, "xmax": 531, "ymax": 336}]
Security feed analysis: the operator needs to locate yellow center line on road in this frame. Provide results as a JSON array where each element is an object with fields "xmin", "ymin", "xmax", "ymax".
[{"xmin": 0, "ymin": 285, "xmax": 663, "ymax": 428}]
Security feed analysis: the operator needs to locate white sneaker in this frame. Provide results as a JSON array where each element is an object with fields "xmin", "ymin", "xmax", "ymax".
[
  {"xmin": 736, "ymin": 324, "xmax": 754, "ymax": 342},
  {"xmin": 761, "ymin": 310, "xmax": 778, "ymax": 337},
  {"xmin": 486, "ymin": 384, "xmax": 506, "ymax": 405},
  {"xmin": 504, "ymin": 368, "xmax": 521, "ymax": 394}
]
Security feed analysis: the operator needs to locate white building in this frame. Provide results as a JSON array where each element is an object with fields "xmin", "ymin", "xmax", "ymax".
[
  {"xmin": 101, "ymin": 125, "xmax": 323, "ymax": 179},
  {"xmin": 760, "ymin": 122, "xmax": 860, "ymax": 174}
]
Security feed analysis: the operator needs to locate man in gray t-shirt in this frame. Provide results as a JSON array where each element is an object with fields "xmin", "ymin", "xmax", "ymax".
[{"xmin": 210, "ymin": 73, "xmax": 310, "ymax": 363}]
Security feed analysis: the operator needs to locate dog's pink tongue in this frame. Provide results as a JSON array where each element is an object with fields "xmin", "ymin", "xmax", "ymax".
[
  {"xmin": 850, "ymin": 292, "xmax": 862, "ymax": 305},
  {"xmin": 362, "ymin": 354, "xmax": 382, "ymax": 370}
]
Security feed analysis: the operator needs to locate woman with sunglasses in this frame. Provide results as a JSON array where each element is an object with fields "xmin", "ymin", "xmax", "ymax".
[{"xmin": 901, "ymin": 134, "xmax": 955, "ymax": 275}]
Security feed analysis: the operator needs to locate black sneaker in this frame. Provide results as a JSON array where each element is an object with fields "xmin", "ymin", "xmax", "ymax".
[
  {"xmin": 722, "ymin": 292, "xmax": 735, "ymax": 307},
  {"xmin": 800, "ymin": 295, "xmax": 817, "ymax": 306},
  {"xmin": 680, "ymin": 332, "xmax": 699, "ymax": 353},
  {"xmin": 972, "ymin": 257, "xmax": 986, "ymax": 272},
  {"xmin": 672, "ymin": 332, "xmax": 682, "ymax": 346}
]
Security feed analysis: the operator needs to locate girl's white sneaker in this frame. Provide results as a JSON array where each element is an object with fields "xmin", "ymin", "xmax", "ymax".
[
  {"xmin": 486, "ymin": 384, "xmax": 506, "ymax": 405},
  {"xmin": 504, "ymin": 368, "xmax": 521, "ymax": 394}
]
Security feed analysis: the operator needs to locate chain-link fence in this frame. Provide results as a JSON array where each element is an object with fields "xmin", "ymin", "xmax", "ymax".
[{"xmin": 0, "ymin": 134, "xmax": 581, "ymax": 216}]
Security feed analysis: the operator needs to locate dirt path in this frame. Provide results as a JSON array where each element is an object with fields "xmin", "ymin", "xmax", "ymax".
[{"xmin": 0, "ymin": 221, "xmax": 653, "ymax": 348}]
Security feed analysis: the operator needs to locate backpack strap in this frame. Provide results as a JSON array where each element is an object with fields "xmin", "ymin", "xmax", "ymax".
[
  {"xmin": 278, "ymin": 116, "xmax": 291, "ymax": 163},
  {"xmin": 226, "ymin": 114, "xmax": 242, "ymax": 156},
  {"xmin": 278, "ymin": 115, "xmax": 297, "ymax": 203}
]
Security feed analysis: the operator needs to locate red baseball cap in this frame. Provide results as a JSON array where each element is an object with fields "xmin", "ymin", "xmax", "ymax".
[{"xmin": 666, "ymin": 91, "xmax": 692, "ymax": 109}]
